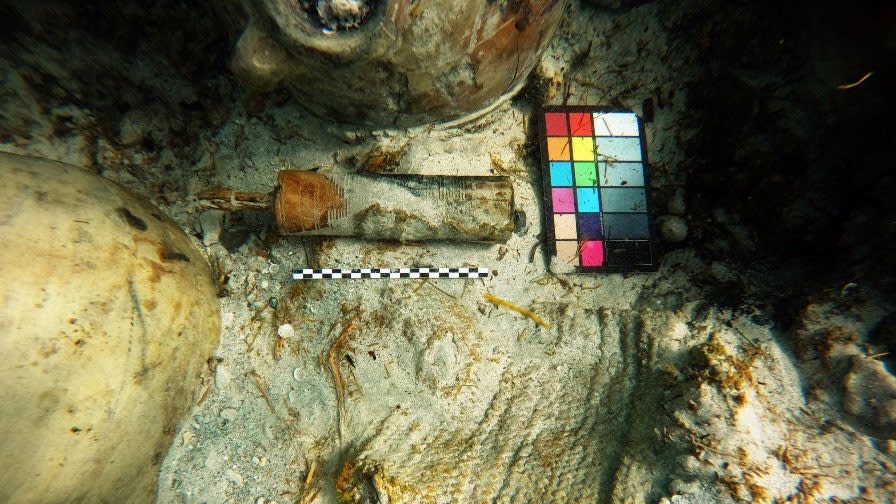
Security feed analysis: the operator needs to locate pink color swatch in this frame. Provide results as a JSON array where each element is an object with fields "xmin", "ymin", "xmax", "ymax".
[
  {"xmin": 580, "ymin": 240, "xmax": 604, "ymax": 266},
  {"xmin": 551, "ymin": 188, "xmax": 575, "ymax": 213}
]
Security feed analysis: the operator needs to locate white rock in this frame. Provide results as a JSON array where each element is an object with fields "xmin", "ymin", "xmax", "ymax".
[
  {"xmin": 658, "ymin": 215, "xmax": 688, "ymax": 243},
  {"xmin": 225, "ymin": 468, "xmax": 244, "ymax": 487},
  {"xmin": 0, "ymin": 153, "xmax": 221, "ymax": 504},
  {"xmin": 204, "ymin": 451, "xmax": 226, "ymax": 471},
  {"xmin": 118, "ymin": 111, "xmax": 147, "ymax": 145},
  {"xmin": 216, "ymin": 364, "xmax": 232, "ymax": 389},
  {"xmin": 843, "ymin": 356, "xmax": 896, "ymax": 437},
  {"xmin": 709, "ymin": 261, "xmax": 736, "ymax": 283},
  {"xmin": 220, "ymin": 408, "xmax": 238, "ymax": 421},
  {"xmin": 278, "ymin": 323, "xmax": 296, "ymax": 339},
  {"xmin": 416, "ymin": 332, "xmax": 460, "ymax": 390},
  {"xmin": 668, "ymin": 478, "xmax": 699, "ymax": 495},
  {"xmin": 667, "ymin": 188, "xmax": 686, "ymax": 215},
  {"xmin": 198, "ymin": 210, "xmax": 225, "ymax": 246}
]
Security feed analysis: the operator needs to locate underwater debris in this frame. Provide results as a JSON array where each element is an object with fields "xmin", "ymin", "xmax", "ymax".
[
  {"xmin": 198, "ymin": 170, "xmax": 515, "ymax": 242},
  {"xmin": 483, "ymin": 291, "xmax": 551, "ymax": 329}
]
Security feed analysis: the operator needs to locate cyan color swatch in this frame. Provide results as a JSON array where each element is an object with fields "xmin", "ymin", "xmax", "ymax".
[
  {"xmin": 576, "ymin": 188, "xmax": 600, "ymax": 212},
  {"xmin": 550, "ymin": 162, "xmax": 573, "ymax": 186}
]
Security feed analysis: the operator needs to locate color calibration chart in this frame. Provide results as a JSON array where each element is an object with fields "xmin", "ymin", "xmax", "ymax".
[{"xmin": 539, "ymin": 107, "xmax": 657, "ymax": 273}]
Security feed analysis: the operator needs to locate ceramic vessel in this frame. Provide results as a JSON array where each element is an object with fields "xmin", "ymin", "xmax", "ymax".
[{"xmin": 230, "ymin": 0, "xmax": 568, "ymax": 126}]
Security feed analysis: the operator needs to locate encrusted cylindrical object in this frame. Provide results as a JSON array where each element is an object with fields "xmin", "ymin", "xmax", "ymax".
[
  {"xmin": 273, "ymin": 170, "xmax": 514, "ymax": 242},
  {"xmin": 229, "ymin": 0, "xmax": 568, "ymax": 126}
]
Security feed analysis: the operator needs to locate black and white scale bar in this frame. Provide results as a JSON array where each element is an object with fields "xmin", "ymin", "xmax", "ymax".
[{"xmin": 292, "ymin": 267, "xmax": 490, "ymax": 280}]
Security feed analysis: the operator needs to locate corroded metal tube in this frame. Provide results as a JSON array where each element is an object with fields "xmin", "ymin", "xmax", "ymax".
[
  {"xmin": 198, "ymin": 170, "xmax": 515, "ymax": 243},
  {"xmin": 274, "ymin": 171, "xmax": 514, "ymax": 242}
]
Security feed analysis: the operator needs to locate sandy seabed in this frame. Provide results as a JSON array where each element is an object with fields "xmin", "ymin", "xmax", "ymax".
[{"xmin": 2, "ymin": 1, "xmax": 895, "ymax": 502}]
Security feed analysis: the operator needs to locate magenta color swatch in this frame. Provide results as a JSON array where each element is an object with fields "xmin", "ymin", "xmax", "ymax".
[
  {"xmin": 544, "ymin": 112, "xmax": 569, "ymax": 136},
  {"xmin": 580, "ymin": 240, "xmax": 605, "ymax": 266},
  {"xmin": 552, "ymin": 188, "xmax": 575, "ymax": 213}
]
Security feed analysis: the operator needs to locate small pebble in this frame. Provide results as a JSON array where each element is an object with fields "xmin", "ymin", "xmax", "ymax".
[
  {"xmin": 198, "ymin": 210, "xmax": 225, "ymax": 246},
  {"xmin": 667, "ymin": 188, "xmax": 686, "ymax": 216},
  {"xmin": 216, "ymin": 364, "xmax": 232, "ymax": 388},
  {"xmin": 204, "ymin": 451, "xmax": 227, "ymax": 471},
  {"xmin": 292, "ymin": 368, "xmax": 301, "ymax": 382},
  {"xmin": 118, "ymin": 111, "xmax": 147, "ymax": 145},
  {"xmin": 278, "ymin": 323, "xmax": 295, "ymax": 339},
  {"xmin": 513, "ymin": 209, "xmax": 527, "ymax": 233},
  {"xmin": 225, "ymin": 468, "xmax": 244, "ymax": 487},
  {"xmin": 712, "ymin": 208, "xmax": 730, "ymax": 224},
  {"xmin": 658, "ymin": 215, "xmax": 688, "ymax": 243},
  {"xmin": 679, "ymin": 454, "xmax": 702, "ymax": 476},
  {"xmin": 709, "ymin": 261, "xmax": 736, "ymax": 283},
  {"xmin": 220, "ymin": 408, "xmax": 238, "ymax": 421},
  {"xmin": 668, "ymin": 478, "xmax": 699, "ymax": 495}
]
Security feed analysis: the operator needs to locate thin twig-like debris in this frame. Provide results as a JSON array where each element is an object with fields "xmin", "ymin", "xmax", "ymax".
[
  {"xmin": 196, "ymin": 188, "xmax": 272, "ymax": 210},
  {"xmin": 251, "ymin": 369, "xmax": 277, "ymax": 414},
  {"xmin": 836, "ymin": 71, "xmax": 873, "ymax": 90},
  {"xmin": 483, "ymin": 292, "xmax": 551, "ymax": 329},
  {"xmin": 327, "ymin": 316, "xmax": 358, "ymax": 443},
  {"xmin": 298, "ymin": 459, "xmax": 320, "ymax": 504},
  {"xmin": 196, "ymin": 383, "xmax": 212, "ymax": 406}
]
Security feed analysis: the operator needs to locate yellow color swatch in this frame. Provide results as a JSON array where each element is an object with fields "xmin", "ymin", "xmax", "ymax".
[{"xmin": 571, "ymin": 136, "xmax": 595, "ymax": 161}]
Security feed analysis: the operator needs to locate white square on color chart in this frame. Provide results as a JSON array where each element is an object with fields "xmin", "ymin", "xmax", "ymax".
[{"xmin": 593, "ymin": 113, "xmax": 639, "ymax": 137}]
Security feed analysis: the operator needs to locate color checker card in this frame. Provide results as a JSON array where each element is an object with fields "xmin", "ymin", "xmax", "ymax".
[{"xmin": 539, "ymin": 107, "xmax": 657, "ymax": 273}]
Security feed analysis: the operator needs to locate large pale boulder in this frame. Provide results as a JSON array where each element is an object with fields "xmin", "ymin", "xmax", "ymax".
[{"xmin": 0, "ymin": 153, "xmax": 220, "ymax": 503}]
